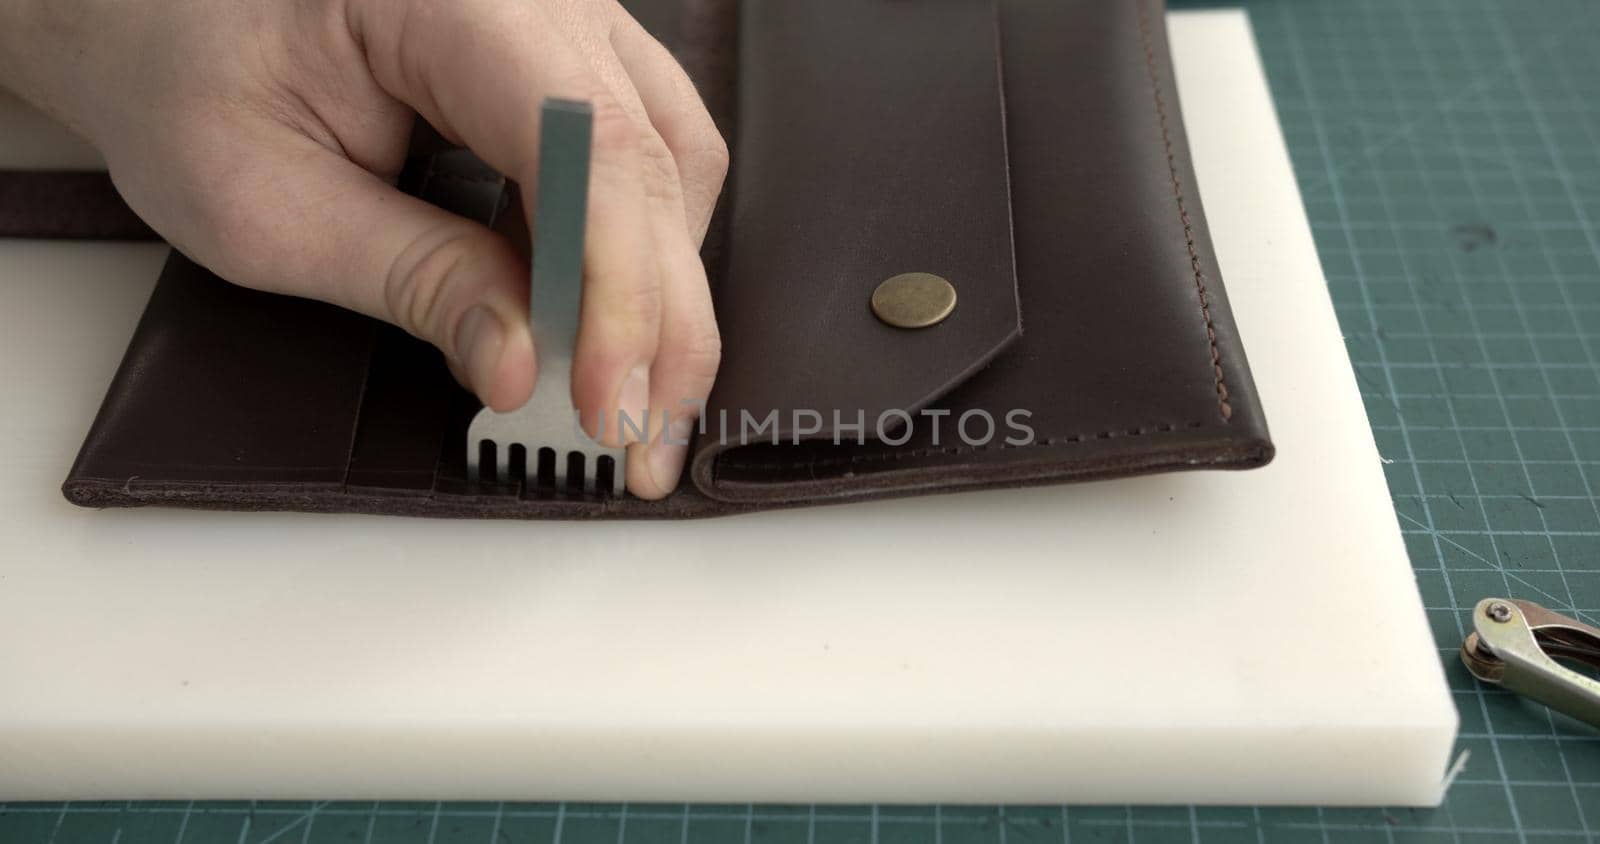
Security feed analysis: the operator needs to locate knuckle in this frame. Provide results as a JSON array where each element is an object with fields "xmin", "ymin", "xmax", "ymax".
[
  {"xmin": 590, "ymin": 99, "xmax": 687, "ymax": 205},
  {"xmin": 658, "ymin": 104, "xmax": 727, "ymax": 201},
  {"xmin": 670, "ymin": 320, "xmax": 723, "ymax": 379},
  {"xmin": 662, "ymin": 64, "xmax": 728, "ymax": 182},
  {"xmin": 589, "ymin": 98, "xmax": 645, "ymax": 156},
  {"xmin": 686, "ymin": 127, "xmax": 730, "ymax": 186},
  {"xmin": 701, "ymin": 127, "xmax": 731, "ymax": 176},
  {"xmin": 602, "ymin": 274, "xmax": 663, "ymax": 329},
  {"xmin": 637, "ymin": 135, "xmax": 684, "ymax": 202},
  {"xmin": 383, "ymin": 224, "xmax": 497, "ymax": 344}
]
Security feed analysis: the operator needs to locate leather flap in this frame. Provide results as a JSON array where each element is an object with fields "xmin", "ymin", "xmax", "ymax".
[
  {"xmin": 689, "ymin": 0, "xmax": 1272, "ymax": 506},
  {"xmin": 698, "ymin": 0, "xmax": 1020, "ymax": 445}
]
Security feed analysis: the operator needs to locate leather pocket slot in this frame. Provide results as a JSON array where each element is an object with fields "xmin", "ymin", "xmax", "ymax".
[{"xmin": 62, "ymin": 254, "xmax": 374, "ymax": 507}]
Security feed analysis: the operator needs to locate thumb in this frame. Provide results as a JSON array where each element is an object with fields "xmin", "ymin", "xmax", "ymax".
[{"xmin": 187, "ymin": 140, "xmax": 536, "ymax": 411}]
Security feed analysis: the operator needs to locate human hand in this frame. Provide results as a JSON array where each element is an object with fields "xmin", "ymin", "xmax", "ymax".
[{"xmin": 0, "ymin": 0, "xmax": 727, "ymax": 498}]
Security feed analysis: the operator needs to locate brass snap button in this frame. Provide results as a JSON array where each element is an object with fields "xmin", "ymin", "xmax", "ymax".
[{"xmin": 871, "ymin": 272, "xmax": 956, "ymax": 329}]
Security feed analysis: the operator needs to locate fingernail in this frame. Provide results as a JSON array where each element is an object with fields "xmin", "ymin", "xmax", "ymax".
[
  {"xmin": 616, "ymin": 363, "xmax": 651, "ymax": 423},
  {"xmin": 456, "ymin": 306, "xmax": 505, "ymax": 405},
  {"xmin": 648, "ymin": 416, "xmax": 696, "ymax": 493}
]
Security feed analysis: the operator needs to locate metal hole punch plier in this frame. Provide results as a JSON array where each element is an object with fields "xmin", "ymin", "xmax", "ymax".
[{"xmin": 1461, "ymin": 597, "xmax": 1600, "ymax": 729}]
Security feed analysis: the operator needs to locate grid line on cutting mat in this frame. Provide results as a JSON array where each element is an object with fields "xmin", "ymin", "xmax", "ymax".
[{"xmin": 4, "ymin": 0, "xmax": 1600, "ymax": 840}]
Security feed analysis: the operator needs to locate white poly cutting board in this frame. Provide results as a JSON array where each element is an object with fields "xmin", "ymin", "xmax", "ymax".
[{"xmin": 0, "ymin": 11, "xmax": 1458, "ymax": 805}]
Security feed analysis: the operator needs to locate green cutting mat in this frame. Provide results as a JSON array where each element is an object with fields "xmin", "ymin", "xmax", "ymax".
[{"xmin": 5, "ymin": 0, "xmax": 1599, "ymax": 840}]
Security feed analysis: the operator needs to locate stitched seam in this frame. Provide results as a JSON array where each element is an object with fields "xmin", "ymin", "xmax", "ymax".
[
  {"xmin": 721, "ymin": 420, "xmax": 1208, "ymax": 472},
  {"xmin": 1136, "ymin": 0, "xmax": 1233, "ymax": 422}
]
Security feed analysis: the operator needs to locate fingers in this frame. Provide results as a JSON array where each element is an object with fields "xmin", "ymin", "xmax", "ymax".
[
  {"xmin": 183, "ymin": 129, "xmax": 537, "ymax": 411},
  {"xmin": 588, "ymin": 16, "xmax": 726, "ymax": 498},
  {"xmin": 578, "ymin": 16, "xmax": 723, "ymax": 497},
  {"xmin": 350, "ymin": 0, "xmax": 663, "ymax": 432},
  {"xmin": 345, "ymin": 0, "xmax": 725, "ymax": 498},
  {"xmin": 567, "ymin": 100, "xmax": 662, "ymax": 439},
  {"xmin": 620, "ymin": 130, "xmax": 722, "ymax": 499},
  {"xmin": 609, "ymin": 17, "xmax": 729, "ymax": 245}
]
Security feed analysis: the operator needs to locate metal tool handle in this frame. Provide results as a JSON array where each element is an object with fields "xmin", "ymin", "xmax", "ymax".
[
  {"xmin": 530, "ymin": 99, "xmax": 593, "ymax": 399},
  {"xmin": 465, "ymin": 97, "xmax": 623, "ymax": 494}
]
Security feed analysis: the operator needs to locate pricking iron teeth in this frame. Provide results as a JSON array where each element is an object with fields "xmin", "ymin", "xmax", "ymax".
[{"xmin": 466, "ymin": 98, "xmax": 625, "ymax": 497}]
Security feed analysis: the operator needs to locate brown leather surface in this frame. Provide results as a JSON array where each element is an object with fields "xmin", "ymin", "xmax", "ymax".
[
  {"xmin": 0, "ymin": 171, "xmax": 154, "ymax": 240},
  {"xmin": 59, "ymin": 0, "xmax": 1273, "ymax": 519},
  {"xmin": 688, "ymin": 0, "xmax": 1024, "ymax": 503}
]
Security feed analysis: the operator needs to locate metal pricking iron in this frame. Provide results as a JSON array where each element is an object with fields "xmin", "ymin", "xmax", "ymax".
[{"xmin": 466, "ymin": 98, "xmax": 625, "ymax": 497}]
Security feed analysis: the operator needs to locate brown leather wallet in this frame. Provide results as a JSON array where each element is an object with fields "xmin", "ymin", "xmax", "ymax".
[{"xmin": 39, "ymin": 0, "xmax": 1273, "ymax": 519}]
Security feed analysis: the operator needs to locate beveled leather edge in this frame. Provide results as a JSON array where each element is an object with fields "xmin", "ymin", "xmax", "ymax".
[{"xmin": 62, "ymin": 421, "xmax": 1270, "ymax": 520}]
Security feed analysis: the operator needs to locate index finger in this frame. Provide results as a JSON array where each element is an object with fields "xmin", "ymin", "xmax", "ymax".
[{"xmin": 348, "ymin": 0, "xmax": 663, "ymax": 428}]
